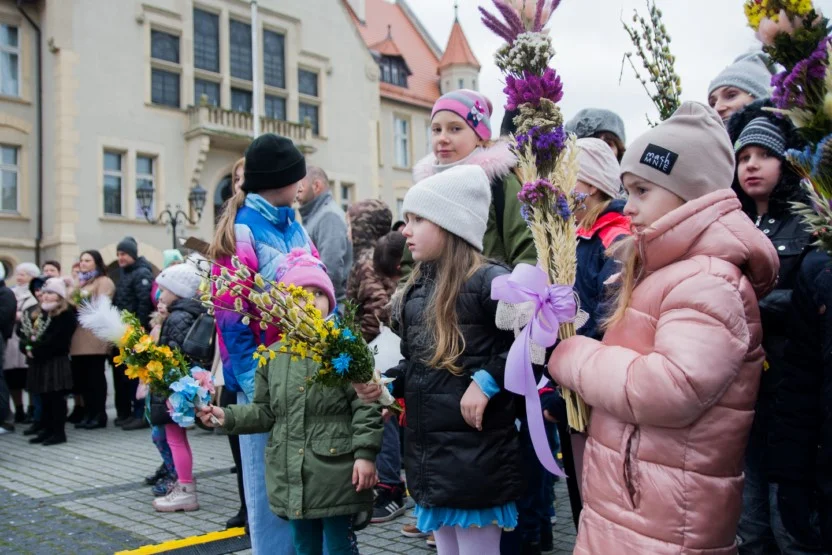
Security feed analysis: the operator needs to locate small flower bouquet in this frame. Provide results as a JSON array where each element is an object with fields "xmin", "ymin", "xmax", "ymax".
[
  {"xmin": 621, "ymin": 0, "xmax": 682, "ymax": 126},
  {"xmin": 743, "ymin": 0, "xmax": 832, "ymax": 254},
  {"xmin": 205, "ymin": 258, "xmax": 397, "ymax": 410},
  {"xmin": 19, "ymin": 310, "xmax": 51, "ymax": 354},
  {"xmin": 481, "ymin": 0, "xmax": 586, "ymax": 467},
  {"xmin": 70, "ymin": 287, "xmax": 91, "ymax": 307},
  {"xmin": 78, "ymin": 296, "xmax": 215, "ymax": 427}
]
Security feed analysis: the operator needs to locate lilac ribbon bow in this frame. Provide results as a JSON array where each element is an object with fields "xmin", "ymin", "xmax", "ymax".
[{"xmin": 491, "ymin": 263, "xmax": 577, "ymax": 478}]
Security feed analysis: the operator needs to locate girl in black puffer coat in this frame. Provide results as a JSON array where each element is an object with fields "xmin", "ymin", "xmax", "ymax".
[
  {"xmin": 728, "ymin": 100, "xmax": 820, "ymax": 552},
  {"xmin": 356, "ymin": 165, "xmax": 523, "ymax": 554},
  {"xmin": 148, "ymin": 263, "xmax": 207, "ymax": 514}
]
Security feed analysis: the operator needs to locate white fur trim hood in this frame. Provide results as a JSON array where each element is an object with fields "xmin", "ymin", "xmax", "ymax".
[{"xmin": 412, "ymin": 141, "xmax": 518, "ymax": 184}]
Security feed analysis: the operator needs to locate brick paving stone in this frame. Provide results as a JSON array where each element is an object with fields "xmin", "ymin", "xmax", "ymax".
[{"xmin": 1, "ymin": 383, "xmax": 578, "ymax": 554}]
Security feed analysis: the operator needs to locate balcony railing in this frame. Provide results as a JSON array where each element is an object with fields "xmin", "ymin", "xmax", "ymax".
[{"xmin": 186, "ymin": 104, "xmax": 311, "ymax": 144}]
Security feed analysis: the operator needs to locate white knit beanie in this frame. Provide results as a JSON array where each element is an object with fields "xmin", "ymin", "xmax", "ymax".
[
  {"xmin": 576, "ymin": 138, "xmax": 622, "ymax": 199},
  {"xmin": 155, "ymin": 263, "xmax": 202, "ymax": 300},
  {"xmin": 401, "ymin": 165, "xmax": 492, "ymax": 251}
]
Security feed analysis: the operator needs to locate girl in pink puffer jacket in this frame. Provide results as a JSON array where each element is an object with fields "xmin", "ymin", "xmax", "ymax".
[{"xmin": 549, "ymin": 102, "xmax": 780, "ymax": 555}]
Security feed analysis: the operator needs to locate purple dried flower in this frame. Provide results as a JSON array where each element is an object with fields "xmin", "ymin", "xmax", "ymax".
[
  {"xmin": 518, "ymin": 179, "xmax": 556, "ymax": 207},
  {"xmin": 516, "ymin": 126, "xmax": 566, "ymax": 165},
  {"xmin": 520, "ymin": 204, "xmax": 532, "ymax": 223},
  {"xmin": 479, "ymin": 1, "xmax": 525, "ymax": 44},
  {"xmin": 555, "ymin": 193, "xmax": 571, "ymax": 219},
  {"xmin": 771, "ymin": 36, "xmax": 830, "ymax": 110},
  {"xmin": 504, "ymin": 68, "xmax": 563, "ymax": 110}
]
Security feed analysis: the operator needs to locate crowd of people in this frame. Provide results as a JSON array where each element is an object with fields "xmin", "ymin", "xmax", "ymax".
[{"xmin": 0, "ymin": 42, "xmax": 830, "ymax": 555}]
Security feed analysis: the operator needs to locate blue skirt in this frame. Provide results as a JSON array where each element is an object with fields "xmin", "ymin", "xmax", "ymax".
[{"xmin": 413, "ymin": 501, "xmax": 518, "ymax": 533}]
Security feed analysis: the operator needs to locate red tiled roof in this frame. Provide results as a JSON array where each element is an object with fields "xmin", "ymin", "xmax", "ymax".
[
  {"xmin": 347, "ymin": 0, "xmax": 441, "ymax": 107},
  {"xmin": 439, "ymin": 20, "xmax": 480, "ymax": 70},
  {"xmin": 369, "ymin": 35, "xmax": 404, "ymax": 57}
]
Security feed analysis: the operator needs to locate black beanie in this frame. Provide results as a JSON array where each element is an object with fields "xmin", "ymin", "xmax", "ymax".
[
  {"xmin": 242, "ymin": 134, "xmax": 307, "ymax": 192},
  {"xmin": 117, "ymin": 236, "xmax": 138, "ymax": 260}
]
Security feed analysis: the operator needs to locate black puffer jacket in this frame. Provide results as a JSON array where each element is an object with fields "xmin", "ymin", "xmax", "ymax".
[
  {"xmin": 113, "ymin": 257, "xmax": 154, "ymax": 329},
  {"xmin": 388, "ymin": 262, "xmax": 524, "ymax": 509},
  {"xmin": 158, "ymin": 298, "xmax": 205, "ymax": 354},
  {"xmin": 151, "ymin": 298, "xmax": 208, "ymax": 425},
  {"xmin": 767, "ymin": 249, "xmax": 832, "ymax": 548}
]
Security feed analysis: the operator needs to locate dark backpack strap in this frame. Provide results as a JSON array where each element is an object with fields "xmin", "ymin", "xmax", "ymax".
[{"xmin": 491, "ymin": 176, "xmax": 505, "ymax": 242}]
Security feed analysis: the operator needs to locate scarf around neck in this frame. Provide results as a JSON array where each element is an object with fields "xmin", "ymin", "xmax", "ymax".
[{"xmin": 245, "ymin": 194, "xmax": 297, "ymax": 231}]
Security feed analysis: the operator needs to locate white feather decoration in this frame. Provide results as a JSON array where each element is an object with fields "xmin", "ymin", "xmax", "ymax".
[{"xmin": 78, "ymin": 295, "xmax": 129, "ymax": 345}]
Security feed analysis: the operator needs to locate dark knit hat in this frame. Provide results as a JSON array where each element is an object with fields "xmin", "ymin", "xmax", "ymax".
[
  {"xmin": 242, "ymin": 133, "xmax": 306, "ymax": 192},
  {"xmin": 734, "ymin": 117, "xmax": 786, "ymax": 158},
  {"xmin": 116, "ymin": 236, "xmax": 138, "ymax": 260}
]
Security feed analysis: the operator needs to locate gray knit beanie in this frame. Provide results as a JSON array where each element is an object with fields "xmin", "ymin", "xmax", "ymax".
[
  {"xmin": 708, "ymin": 51, "xmax": 775, "ymax": 99},
  {"xmin": 620, "ymin": 101, "xmax": 735, "ymax": 202},
  {"xmin": 734, "ymin": 117, "xmax": 786, "ymax": 158},
  {"xmin": 401, "ymin": 165, "xmax": 491, "ymax": 251},
  {"xmin": 116, "ymin": 236, "xmax": 138, "ymax": 261},
  {"xmin": 565, "ymin": 108, "xmax": 627, "ymax": 144}
]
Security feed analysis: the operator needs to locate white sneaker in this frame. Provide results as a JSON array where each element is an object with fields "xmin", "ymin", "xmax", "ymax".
[{"xmin": 152, "ymin": 481, "xmax": 199, "ymax": 512}]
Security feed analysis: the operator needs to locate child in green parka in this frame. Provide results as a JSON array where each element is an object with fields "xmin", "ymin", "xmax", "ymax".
[{"xmin": 200, "ymin": 250, "xmax": 383, "ymax": 555}]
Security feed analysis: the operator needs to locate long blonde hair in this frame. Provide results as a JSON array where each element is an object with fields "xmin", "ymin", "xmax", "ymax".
[
  {"xmin": 208, "ymin": 189, "xmax": 246, "ymax": 259},
  {"xmin": 603, "ymin": 235, "xmax": 644, "ymax": 329},
  {"xmin": 395, "ymin": 232, "xmax": 485, "ymax": 374},
  {"xmin": 578, "ymin": 193, "xmax": 613, "ymax": 231}
]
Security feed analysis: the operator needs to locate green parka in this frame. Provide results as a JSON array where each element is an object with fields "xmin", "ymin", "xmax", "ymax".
[{"xmin": 223, "ymin": 347, "xmax": 383, "ymax": 520}]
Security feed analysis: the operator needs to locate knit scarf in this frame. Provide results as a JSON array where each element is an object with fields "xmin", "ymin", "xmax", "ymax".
[
  {"xmin": 78, "ymin": 270, "xmax": 99, "ymax": 285},
  {"xmin": 245, "ymin": 194, "xmax": 298, "ymax": 232}
]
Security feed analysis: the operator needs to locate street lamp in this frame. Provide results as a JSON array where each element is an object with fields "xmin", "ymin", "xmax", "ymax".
[{"xmin": 137, "ymin": 182, "xmax": 207, "ymax": 250}]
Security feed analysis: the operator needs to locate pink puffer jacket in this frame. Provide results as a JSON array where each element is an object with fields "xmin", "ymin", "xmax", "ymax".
[{"xmin": 549, "ymin": 189, "xmax": 779, "ymax": 555}]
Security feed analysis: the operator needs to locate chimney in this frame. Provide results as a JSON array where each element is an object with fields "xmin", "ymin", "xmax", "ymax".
[{"xmin": 347, "ymin": 0, "xmax": 366, "ymax": 22}]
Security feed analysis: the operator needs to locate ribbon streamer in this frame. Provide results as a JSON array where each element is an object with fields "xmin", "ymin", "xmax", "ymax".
[{"xmin": 492, "ymin": 264, "xmax": 577, "ymax": 478}]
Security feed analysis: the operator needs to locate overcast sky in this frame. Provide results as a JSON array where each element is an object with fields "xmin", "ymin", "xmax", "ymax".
[{"xmin": 406, "ymin": 0, "xmax": 799, "ymax": 143}]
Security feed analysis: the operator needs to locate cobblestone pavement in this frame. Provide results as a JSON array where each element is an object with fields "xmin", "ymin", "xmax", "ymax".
[{"xmin": 0, "ymin": 395, "xmax": 576, "ymax": 554}]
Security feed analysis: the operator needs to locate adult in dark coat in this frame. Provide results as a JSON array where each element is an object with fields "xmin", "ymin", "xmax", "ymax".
[
  {"xmin": 112, "ymin": 236, "xmax": 155, "ymax": 429},
  {"xmin": 0, "ymin": 265, "xmax": 17, "ymax": 431}
]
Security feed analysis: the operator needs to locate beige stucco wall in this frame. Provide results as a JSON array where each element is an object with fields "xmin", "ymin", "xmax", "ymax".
[
  {"xmin": 378, "ymin": 97, "xmax": 431, "ymax": 220},
  {"xmin": 0, "ymin": 0, "xmax": 379, "ymax": 276},
  {"xmin": 0, "ymin": 1, "xmax": 39, "ymax": 274}
]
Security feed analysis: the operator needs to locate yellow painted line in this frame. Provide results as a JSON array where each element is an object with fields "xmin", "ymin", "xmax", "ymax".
[{"xmin": 114, "ymin": 527, "xmax": 246, "ymax": 555}]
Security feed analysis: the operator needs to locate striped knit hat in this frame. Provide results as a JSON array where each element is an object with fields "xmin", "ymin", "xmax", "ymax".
[
  {"xmin": 734, "ymin": 117, "xmax": 786, "ymax": 158},
  {"xmin": 431, "ymin": 89, "xmax": 493, "ymax": 141}
]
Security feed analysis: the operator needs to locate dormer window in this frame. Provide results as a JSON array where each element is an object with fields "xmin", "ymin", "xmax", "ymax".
[{"xmin": 379, "ymin": 55, "xmax": 409, "ymax": 88}]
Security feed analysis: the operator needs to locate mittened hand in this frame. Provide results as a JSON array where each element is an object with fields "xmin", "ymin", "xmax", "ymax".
[
  {"xmin": 460, "ymin": 382, "xmax": 489, "ymax": 431},
  {"xmin": 352, "ymin": 459, "xmax": 378, "ymax": 492},
  {"xmin": 198, "ymin": 405, "xmax": 225, "ymax": 427}
]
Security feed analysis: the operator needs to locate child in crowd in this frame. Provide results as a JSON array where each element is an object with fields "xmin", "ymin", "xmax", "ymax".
[
  {"xmin": 209, "ymin": 133, "xmax": 318, "ymax": 554},
  {"xmin": 355, "ymin": 165, "xmax": 523, "ymax": 554},
  {"xmin": 200, "ymin": 250, "xmax": 382, "ymax": 555},
  {"xmin": 707, "ymin": 51, "xmax": 775, "ymax": 124},
  {"xmin": 549, "ymin": 102, "xmax": 779, "ymax": 554},
  {"xmin": 148, "ymin": 263, "xmax": 207, "ymax": 512},
  {"xmin": 409, "ymin": 89, "xmax": 536, "ymax": 273},
  {"xmin": 22, "ymin": 278, "xmax": 77, "ymax": 446},
  {"xmin": 727, "ymin": 101, "xmax": 818, "ymax": 552},
  {"xmin": 565, "ymin": 108, "xmax": 628, "ymax": 161},
  {"xmin": 345, "ymin": 199, "xmax": 395, "ymax": 343}
]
